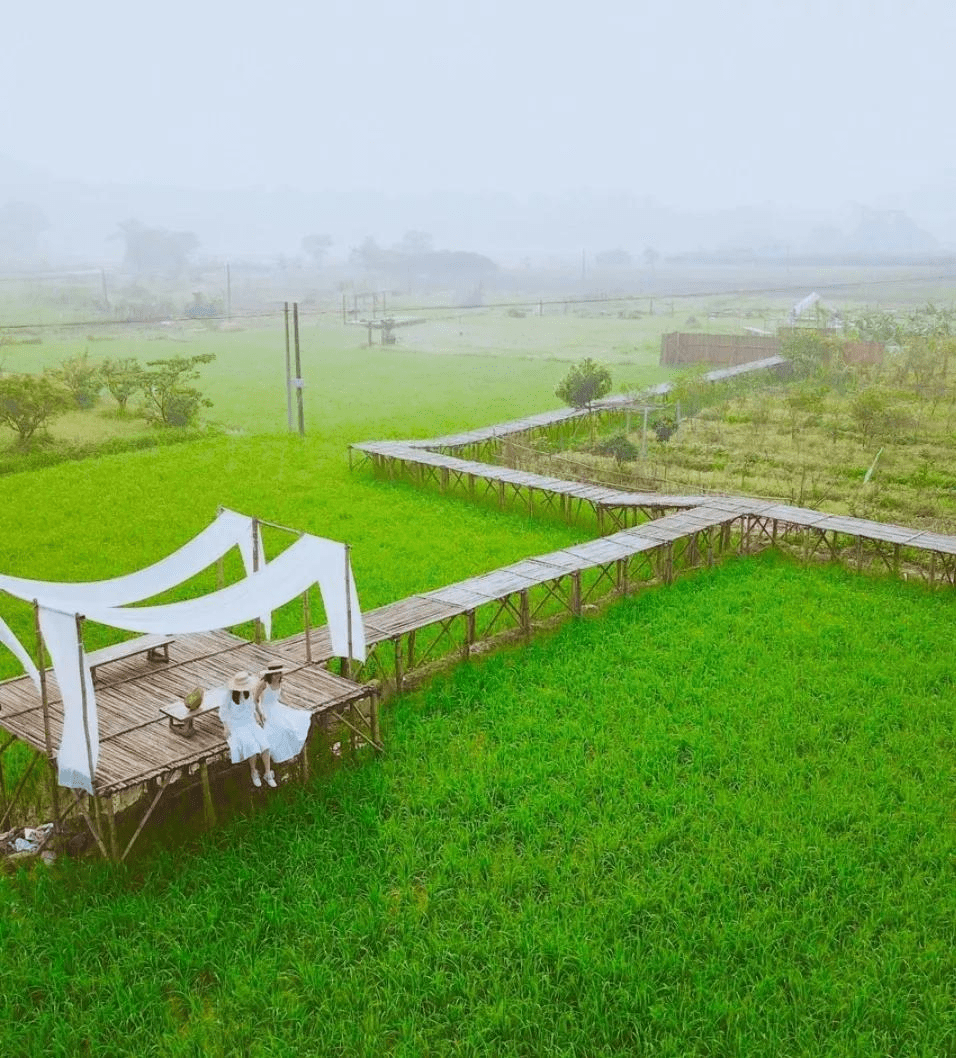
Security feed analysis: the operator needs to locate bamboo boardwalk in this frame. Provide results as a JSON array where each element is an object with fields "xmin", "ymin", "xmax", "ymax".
[
  {"xmin": 5, "ymin": 350, "xmax": 954, "ymax": 860},
  {"xmin": 395, "ymin": 356, "xmax": 786, "ymax": 454},
  {"xmin": 346, "ymin": 392, "xmax": 956, "ymax": 695}
]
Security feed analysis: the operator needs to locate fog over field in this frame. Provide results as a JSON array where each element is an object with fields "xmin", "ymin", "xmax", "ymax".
[{"xmin": 3, "ymin": 0, "xmax": 956, "ymax": 265}]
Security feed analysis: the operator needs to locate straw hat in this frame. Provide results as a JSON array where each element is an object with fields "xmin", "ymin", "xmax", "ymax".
[
  {"xmin": 258, "ymin": 663, "xmax": 290, "ymax": 681},
  {"xmin": 227, "ymin": 670, "xmax": 256, "ymax": 693}
]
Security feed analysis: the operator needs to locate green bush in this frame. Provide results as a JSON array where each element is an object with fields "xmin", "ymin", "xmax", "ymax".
[
  {"xmin": 140, "ymin": 353, "xmax": 215, "ymax": 426},
  {"xmin": 596, "ymin": 433, "xmax": 638, "ymax": 465},
  {"xmin": 48, "ymin": 350, "xmax": 102, "ymax": 409},
  {"xmin": 100, "ymin": 357, "xmax": 144, "ymax": 410},
  {"xmin": 654, "ymin": 416, "xmax": 678, "ymax": 442},
  {"xmin": 0, "ymin": 373, "xmax": 71, "ymax": 449},
  {"xmin": 555, "ymin": 358, "xmax": 612, "ymax": 409}
]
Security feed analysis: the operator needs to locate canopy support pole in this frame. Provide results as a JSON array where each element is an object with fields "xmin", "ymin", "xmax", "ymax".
[
  {"xmin": 303, "ymin": 587, "xmax": 312, "ymax": 664},
  {"xmin": 252, "ymin": 518, "xmax": 263, "ymax": 644},
  {"xmin": 34, "ymin": 601, "xmax": 60, "ymax": 819},
  {"xmin": 344, "ymin": 545, "xmax": 353, "ymax": 680},
  {"xmin": 75, "ymin": 615, "xmax": 97, "ymax": 797}
]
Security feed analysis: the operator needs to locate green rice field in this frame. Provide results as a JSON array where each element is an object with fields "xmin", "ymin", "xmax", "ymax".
[
  {"xmin": 1, "ymin": 555, "xmax": 954, "ymax": 1056},
  {"xmin": 0, "ymin": 292, "xmax": 953, "ymax": 1055}
]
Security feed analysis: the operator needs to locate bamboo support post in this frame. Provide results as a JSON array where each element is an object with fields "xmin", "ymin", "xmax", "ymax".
[
  {"xmin": 200, "ymin": 760, "xmax": 216, "ymax": 828},
  {"xmin": 369, "ymin": 691, "xmax": 380, "ymax": 751},
  {"xmin": 0, "ymin": 750, "xmax": 41, "ymax": 830},
  {"xmin": 463, "ymin": 610, "xmax": 476, "ymax": 659},
  {"xmin": 394, "ymin": 636, "xmax": 404, "ymax": 693},
  {"xmin": 121, "ymin": 776, "xmax": 171, "ymax": 862},
  {"xmin": 105, "ymin": 795, "xmax": 119, "ymax": 862},
  {"xmin": 406, "ymin": 629, "xmax": 416, "ymax": 682},
  {"xmin": 303, "ymin": 587, "xmax": 313, "ymax": 664},
  {"xmin": 74, "ymin": 792, "xmax": 110, "ymax": 861},
  {"xmin": 300, "ymin": 732, "xmax": 311, "ymax": 784}
]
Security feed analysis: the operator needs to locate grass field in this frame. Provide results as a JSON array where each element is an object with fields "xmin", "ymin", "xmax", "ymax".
[
  {"xmin": 1, "ymin": 554, "xmax": 953, "ymax": 1056},
  {"xmin": 0, "ymin": 281, "xmax": 954, "ymax": 1054}
]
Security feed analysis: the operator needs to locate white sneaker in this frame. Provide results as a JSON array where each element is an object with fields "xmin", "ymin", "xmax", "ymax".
[
  {"xmin": 264, "ymin": 771, "xmax": 277, "ymax": 788},
  {"xmin": 251, "ymin": 770, "xmax": 262, "ymax": 788}
]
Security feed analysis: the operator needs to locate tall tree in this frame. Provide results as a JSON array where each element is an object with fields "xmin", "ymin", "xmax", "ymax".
[
  {"xmin": 117, "ymin": 219, "xmax": 199, "ymax": 277},
  {"xmin": 302, "ymin": 234, "xmax": 333, "ymax": 267}
]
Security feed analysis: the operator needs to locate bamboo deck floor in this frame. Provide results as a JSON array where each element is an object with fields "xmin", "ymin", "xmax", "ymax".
[{"xmin": 0, "ymin": 630, "xmax": 371, "ymax": 797}]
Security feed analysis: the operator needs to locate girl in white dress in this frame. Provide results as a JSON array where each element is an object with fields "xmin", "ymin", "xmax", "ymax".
[
  {"xmin": 254, "ymin": 664, "xmax": 312, "ymax": 765},
  {"xmin": 219, "ymin": 670, "xmax": 275, "ymax": 788}
]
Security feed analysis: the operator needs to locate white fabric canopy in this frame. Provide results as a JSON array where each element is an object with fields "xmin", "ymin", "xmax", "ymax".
[
  {"xmin": 39, "ymin": 608, "xmax": 98, "ymax": 792},
  {"xmin": 0, "ymin": 508, "xmax": 264, "ymax": 610},
  {"xmin": 0, "ymin": 508, "xmax": 269, "ymax": 685},
  {"xmin": 34, "ymin": 531, "xmax": 364, "ymax": 794},
  {"xmin": 70, "ymin": 535, "xmax": 365, "ymax": 658},
  {"xmin": 0, "ymin": 615, "xmax": 40, "ymax": 691}
]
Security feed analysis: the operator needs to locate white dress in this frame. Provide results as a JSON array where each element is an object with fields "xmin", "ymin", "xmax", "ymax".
[
  {"xmin": 258, "ymin": 684, "xmax": 312, "ymax": 763},
  {"xmin": 219, "ymin": 691, "xmax": 270, "ymax": 764}
]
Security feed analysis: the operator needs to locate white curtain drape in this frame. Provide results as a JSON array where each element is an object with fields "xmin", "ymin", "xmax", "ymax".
[
  {"xmin": 0, "ymin": 508, "xmax": 262, "ymax": 610},
  {"xmin": 0, "ymin": 509, "xmax": 269, "ymax": 682},
  {"xmin": 37, "ymin": 532, "xmax": 364, "ymax": 793},
  {"xmin": 38, "ymin": 609, "xmax": 98, "ymax": 793},
  {"xmin": 0, "ymin": 615, "xmax": 40, "ymax": 691}
]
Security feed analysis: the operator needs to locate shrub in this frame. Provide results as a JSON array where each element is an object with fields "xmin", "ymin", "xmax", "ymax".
[
  {"xmin": 654, "ymin": 416, "xmax": 678, "ymax": 442},
  {"xmin": 555, "ymin": 358, "xmax": 612, "ymax": 409},
  {"xmin": 597, "ymin": 433, "xmax": 638, "ymax": 465},
  {"xmin": 140, "ymin": 353, "xmax": 215, "ymax": 427},
  {"xmin": 49, "ymin": 350, "xmax": 101, "ymax": 409},
  {"xmin": 100, "ymin": 357, "xmax": 144, "ymax": 411},
  {"xmin": 0, "ymin": 374, "xmax": 70, "ymax": 449}
]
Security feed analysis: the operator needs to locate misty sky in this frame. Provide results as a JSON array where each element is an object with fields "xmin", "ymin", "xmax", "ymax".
[{"xmin": 4, "ymin": 0, "xmax": 954, "ymax": 209}]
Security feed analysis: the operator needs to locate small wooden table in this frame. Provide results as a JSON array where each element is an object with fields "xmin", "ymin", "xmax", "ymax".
[
  {"xmin": 160, "ymin": 694, "xmax": 221, "ymax": 737},
  {"xmin": 88, "ymin": 634, "xmax": 175, "ymax": 684}
]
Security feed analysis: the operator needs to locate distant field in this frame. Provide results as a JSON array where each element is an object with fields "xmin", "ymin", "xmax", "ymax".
[
  {"xmin": 0, "ymin": 314, "xmax": 667, "ymax": 444},
  {"xmin": 1, "ymin": 554, "xmax": 953, "ymax": 1056}
]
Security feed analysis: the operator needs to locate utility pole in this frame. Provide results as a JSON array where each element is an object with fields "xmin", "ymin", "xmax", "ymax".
[
  {"xmin": 226, "ymin": 263, "xmax": 232, "ymax": 319},
  {"xmin": 293, "ymin": 302, "xmax": 305, "ymax": 436},
  {"xmin": 284, "ymin": 302, "xmax": 293, "ymax": 431}
]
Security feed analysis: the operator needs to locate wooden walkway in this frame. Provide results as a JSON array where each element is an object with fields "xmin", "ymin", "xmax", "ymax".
[
  {"xmin": 5, "ymin": 349, "xmax": 953, "ymax": 860},
  {"xmin": 391, "ymin": 356, "xmax": 786, "ymax": 455},
  {"xmin": 345, "ymin": 391, "xmax": 956, "ymax": 694},
  {"xmin": 350, "ymin": 439, "xmax": 716, "ymax": 526}
]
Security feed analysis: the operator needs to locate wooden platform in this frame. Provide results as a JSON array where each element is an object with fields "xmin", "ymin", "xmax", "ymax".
[{"xmin": 0, "ymin": 629, "xmax": 374, "ymax": 798}]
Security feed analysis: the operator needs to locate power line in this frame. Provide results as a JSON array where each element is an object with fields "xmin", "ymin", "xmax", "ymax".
[{"xmin": 2, "ymin": 269, "xmax": 955, "ymax": 333}]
